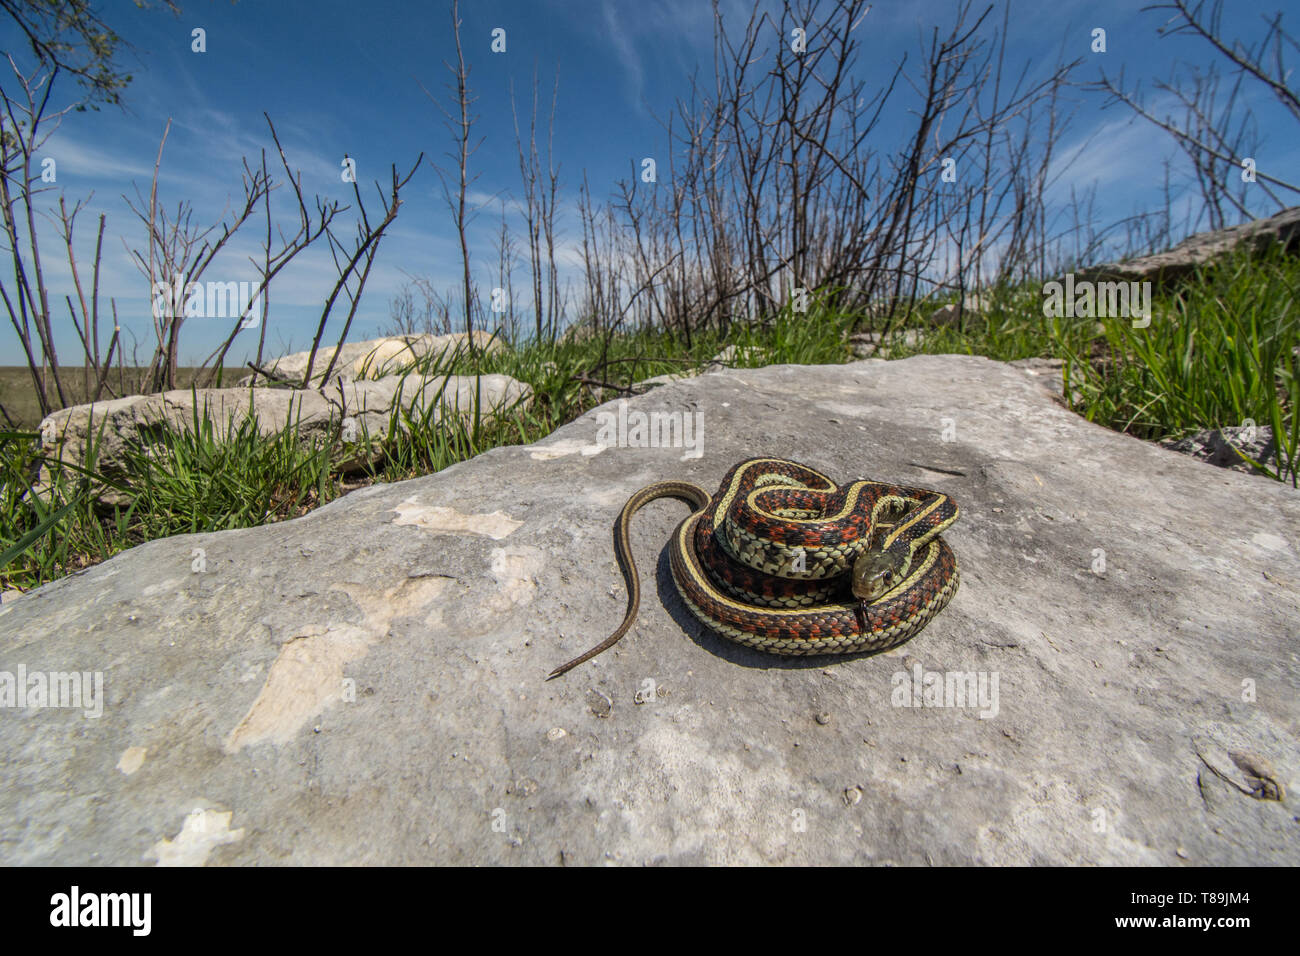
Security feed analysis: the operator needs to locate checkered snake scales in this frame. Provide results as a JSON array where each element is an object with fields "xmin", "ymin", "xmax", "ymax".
[{"xmin": 548, "ymin": 457, "xmax": 960, "ymax": 678}]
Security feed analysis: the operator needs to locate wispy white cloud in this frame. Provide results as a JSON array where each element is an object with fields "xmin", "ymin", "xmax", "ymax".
[
  {"xmin": 602, "ymin": 2, "xmax": 646, "ymax": 108},
  {"xmin": 38, "ymin": 135, "xmax": 159, "ymax": 183}
]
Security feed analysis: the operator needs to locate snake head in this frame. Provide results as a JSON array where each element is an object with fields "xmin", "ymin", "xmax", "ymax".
[{"xmin": 851, "ymin": 549, "xmax": 907, "ymax": 602}]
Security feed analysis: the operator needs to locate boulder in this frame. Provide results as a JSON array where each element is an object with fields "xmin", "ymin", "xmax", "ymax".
[
  {"xmin": 1075, "ymin": 205, "xmax": 1300, "ymax": 286},
  {"xmin": 240, "ymin": 330, "xmax": 503, "ymax": 387},
  {"xmin": 34, "ymin": 373, "xmax": 533, "ymax": 505},
  {"xmin": 848, "ymin": 328, "xmax": 926, "ymax": 358},
  {"xmin": 1, "ymin": 354, "xmax": 1297, "ymax": 864},
  {"xmin": 928, "ymin": 293, "xmax": 990, "ymax": 327}
]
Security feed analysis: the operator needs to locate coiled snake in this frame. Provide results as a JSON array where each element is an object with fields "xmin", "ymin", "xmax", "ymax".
[{"xmin": 549, "ymin": 458, "xmax": 960, "ymax": 678}]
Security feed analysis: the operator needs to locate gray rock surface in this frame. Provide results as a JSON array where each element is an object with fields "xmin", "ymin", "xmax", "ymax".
[
  {"xmin": 1076, "ymin": 205, "xmax": 1300, "ymax": 285},
  {"xmin": 1007, "ymin": 357, "xmax": 1066, "ymax": 399},
  {"xmin": 1159, "ymin": 424, "xmax": 1284, "ymax": 480},
  {"xmin": 2, "ymin": 354, "xmax": 1297, "ymax": 865}
]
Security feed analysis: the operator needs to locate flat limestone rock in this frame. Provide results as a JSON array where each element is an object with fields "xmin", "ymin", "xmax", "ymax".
[
  {"xmin": 1, "ymin": 354, "xmax": 1297, "ymax": 865},
  {"xmin": 238, "ymin": 329, "xmax": 504, "ymax": 387},
  {"xmin": 33, "ymin": 373, "xmax": 533, "ymax": 505},
  {"xmin": 1075, "ymin": 205, "xmax": 1300, "ymax": 285}
]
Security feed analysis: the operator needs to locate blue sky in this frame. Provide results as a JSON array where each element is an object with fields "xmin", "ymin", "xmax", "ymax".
[{"xmin": 2, "ymin": 0, "xmax": 1298, "ymax": 367}]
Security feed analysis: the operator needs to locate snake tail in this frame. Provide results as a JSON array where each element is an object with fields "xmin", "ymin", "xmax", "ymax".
[{"xmin": 546, "ymin": 481, "xmax": 710, "ymax": 679}]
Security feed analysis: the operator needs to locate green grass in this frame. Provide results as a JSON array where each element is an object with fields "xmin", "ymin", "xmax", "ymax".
[
  {"xmin": 1062, "ymin": 247, "xmax": 1298, "ymax": 483},
  {"xmin": 888, "ymin": 283, "xmax": 1078, "ymax": 362},
  {"xmin": 0, "ymin": 255, "xmax": 1294, "ymax": 592},
  {"xmin": 891, "ymin": 247, "xmax": 1298, "ymax": 481},
  {"xmin": 119, "ymin": 398, "xmax": 337, "ymax": 537}
]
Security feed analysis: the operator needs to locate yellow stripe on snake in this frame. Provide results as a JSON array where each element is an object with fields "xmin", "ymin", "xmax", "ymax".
[{"xmin": 549, "ymin": 458, "xmax": 960, "ymax": 678}]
